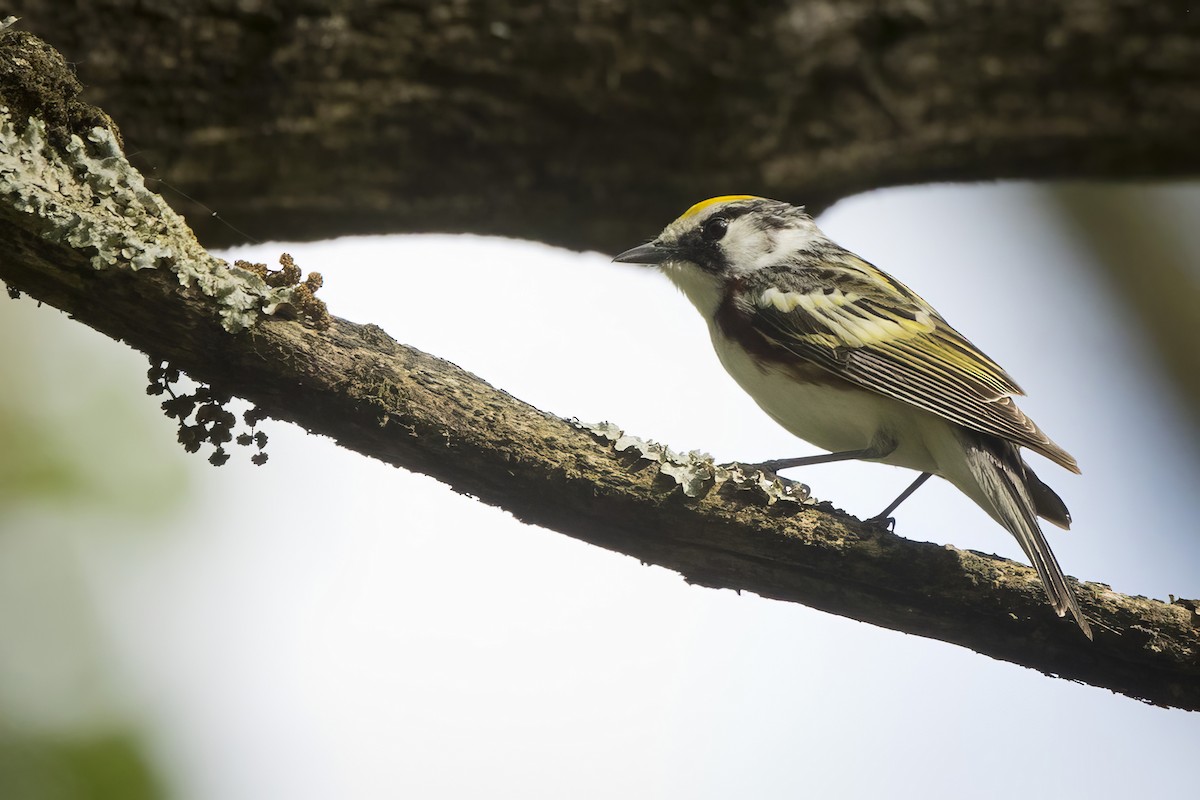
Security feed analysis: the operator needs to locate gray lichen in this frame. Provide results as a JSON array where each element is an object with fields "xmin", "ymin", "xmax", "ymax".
[
  {"xmin": 574, "ymin": 419, "xmax": 813, "ymax": 504},
  {"xmin": 713, "ymin": 462, "xmax": 812, "ymax": 505},
  {"xmin": 0, "ymin": 108, "xmax": 299, "ymax": 332}
]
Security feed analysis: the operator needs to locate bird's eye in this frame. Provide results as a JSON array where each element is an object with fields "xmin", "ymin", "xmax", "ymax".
[{"xmin": 701, "ymin": 217, "xmax": 729, "ymax": 243}]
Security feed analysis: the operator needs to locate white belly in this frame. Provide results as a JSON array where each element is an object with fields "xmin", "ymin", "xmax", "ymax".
[{"xmin": 710, "ymin": 327, "xmax": 947, "ymax": 476}]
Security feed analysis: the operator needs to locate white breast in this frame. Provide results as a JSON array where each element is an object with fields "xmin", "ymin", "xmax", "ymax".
[{"xmin": 708, "ymin": 323, "xmax": 948, "ymax": 476}]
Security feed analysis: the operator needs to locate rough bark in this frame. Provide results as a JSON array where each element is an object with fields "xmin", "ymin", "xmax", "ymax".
[
  {"xmin": 6, "ymin": 1, "xmax": 1199, "ymax": 251},
  {"xmin": 1, "ymin": 27, "xmax": 1198, "ymax": 711}
]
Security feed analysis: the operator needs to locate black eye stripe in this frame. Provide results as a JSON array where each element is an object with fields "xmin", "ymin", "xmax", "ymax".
[{"xmin": 701, "ymin": 217, "xmax": 729, "ymax": 242}]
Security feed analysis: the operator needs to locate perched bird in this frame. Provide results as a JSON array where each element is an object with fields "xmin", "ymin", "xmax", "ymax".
[{"xmin": 614, "ymin": 195, "xmax": 1091, "ymax": 638}]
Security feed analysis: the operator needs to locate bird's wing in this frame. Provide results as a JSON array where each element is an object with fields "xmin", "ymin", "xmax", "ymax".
[{"xmin": 746, "ymin": 256, "xmax": 1079, "ymax": 472}]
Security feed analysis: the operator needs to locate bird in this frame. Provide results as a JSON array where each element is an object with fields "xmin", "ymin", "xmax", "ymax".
[{"xmin": 613, "ymin": 195, "xmax": 1091, "ymax": 638}]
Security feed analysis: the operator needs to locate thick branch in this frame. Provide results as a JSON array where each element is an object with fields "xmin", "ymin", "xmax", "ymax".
[
  {"xmin": 1, "ymin": 29, "xmax": 1197, "ymax": 711},
  {"xmin": 7, "ymin": 1, "xmax": 1200, "ymax": 250}
]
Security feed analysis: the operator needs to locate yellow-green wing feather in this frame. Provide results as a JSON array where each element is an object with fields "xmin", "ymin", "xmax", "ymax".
[{"xmin": 749, "ymin": 254, "xmax": 1078, "ymax": 472}]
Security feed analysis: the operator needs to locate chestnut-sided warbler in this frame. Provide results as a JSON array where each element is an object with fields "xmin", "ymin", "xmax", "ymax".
[{"xmin": 614, "ymin": 195, "xmax": 1090, "ymax": 638}]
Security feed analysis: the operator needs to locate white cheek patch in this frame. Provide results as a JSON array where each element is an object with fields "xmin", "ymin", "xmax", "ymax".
[
  {"xmin": 754, "ymin": 224, "xmax": 820, "ymax": 269},
  {"xmin": 717, "ymin": 216, "xmax": 768, "ymax": 275},
  {"xmin": 718, "ymin": 217, "xmax": 824, "ymax": 274}
]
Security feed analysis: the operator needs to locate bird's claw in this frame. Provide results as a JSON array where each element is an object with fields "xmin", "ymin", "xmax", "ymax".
[{"xmin": 866, "ymin": 514, "xmax": 896, "ymax": 531}]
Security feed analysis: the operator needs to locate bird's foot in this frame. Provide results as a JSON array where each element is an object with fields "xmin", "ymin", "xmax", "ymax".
[{"xmin": 865, "ymin": 514, "xmax": 896, "ymax": 532}]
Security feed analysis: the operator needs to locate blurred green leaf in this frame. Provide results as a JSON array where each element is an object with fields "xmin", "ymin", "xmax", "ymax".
[
  {"xmin": 0, "ymin": 299, "xmax": 190, "ymax": 521},
  {"xmin": 0, "ymin": 732, "xmax": 164, "ymax": 800}
]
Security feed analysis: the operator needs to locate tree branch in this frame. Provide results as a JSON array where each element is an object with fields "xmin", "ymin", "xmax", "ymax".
[
  {"xmin": 1, "ymin": 28, "xmax": 1197, "ymax": 710},
  {"xmin": 6, "ymin": 1, "xmax": 1200, "ymax": 250}
]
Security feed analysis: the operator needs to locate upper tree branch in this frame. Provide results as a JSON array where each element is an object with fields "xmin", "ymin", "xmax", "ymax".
[
  {"xmin": 1, "ymin": 28, "xmax": 1197, "ymax": 710},
  {"xmin": 6, "ymin": 1, "xmax": 1199, "ymax": 250}
]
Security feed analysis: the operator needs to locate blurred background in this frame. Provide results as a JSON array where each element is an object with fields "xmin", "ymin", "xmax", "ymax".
[{"xmin": 1, "ymin": 182, "xmax": 1198, "ymax": 798}]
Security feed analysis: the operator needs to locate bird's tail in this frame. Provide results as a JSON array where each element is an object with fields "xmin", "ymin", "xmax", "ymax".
[{"xmin": 960, "ymin": 441, "xmax": 1092, "ymax": 639}]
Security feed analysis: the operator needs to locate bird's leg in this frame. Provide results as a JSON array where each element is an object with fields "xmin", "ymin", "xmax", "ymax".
[
  {"xmin": 745, "ymin": 449, "xmax": 878, "ymax": 472},
  {"xmin": 742, "ymin": 439, "xmax": 898, "ymax": 474},
  {"xmin": 867, "ymin": 472, "xmax": 933, "ymax": 528}
]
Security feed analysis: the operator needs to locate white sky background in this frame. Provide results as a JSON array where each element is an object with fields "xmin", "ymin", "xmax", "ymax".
[{"xmin": 3, "ymin": 183, "xmax": 1199, "ymax": 798}]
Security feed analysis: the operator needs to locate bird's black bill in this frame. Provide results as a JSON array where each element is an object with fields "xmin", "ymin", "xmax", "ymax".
[{"xmin": 613, "ymin": 242, "xmax": 672, "ymax": 265}]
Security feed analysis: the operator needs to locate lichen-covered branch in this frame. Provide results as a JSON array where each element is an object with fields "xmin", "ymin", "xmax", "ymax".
[
  {"xmin": 6, "ymin": 1, "xmax": 1200, "ymax": 250},
  {"xmin": 0, "ymin": 114, "xmax": 308, "ymax": 333},
  {"xmin": 1, "ymin": 28, "xmax": 1197, "ymax": 711}
]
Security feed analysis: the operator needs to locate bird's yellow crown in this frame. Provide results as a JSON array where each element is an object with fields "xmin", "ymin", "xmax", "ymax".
[{"xmin": 679, "ymin": 195, "xmax": 760, "ymax": 221}]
